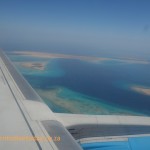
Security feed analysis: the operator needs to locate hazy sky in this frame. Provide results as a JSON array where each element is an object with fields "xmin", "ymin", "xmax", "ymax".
[{"xmin": 0, "ymin": 0, "xmax": 150, "ymax": 57}]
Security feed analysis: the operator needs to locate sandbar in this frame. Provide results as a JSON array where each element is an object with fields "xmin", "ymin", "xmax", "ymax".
[
  {"xmin": 16, "ymin": 61, "xmax": 48, "ymax": 71},
  {"xmin": 12, "ymin": 51, "xmax": 113, "ymax": 62},
  {"xmin": 131, "ymin": 86, "xmax": 150, "ymax": 96},
  {"xmin": 12, "ymin": 51, "xmax": 149, "ymax": 64}
]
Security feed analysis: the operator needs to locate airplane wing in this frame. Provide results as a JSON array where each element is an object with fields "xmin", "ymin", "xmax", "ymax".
[{"xmin": 0, "ymin": 50, "xmax": 82, "ymax": 150}]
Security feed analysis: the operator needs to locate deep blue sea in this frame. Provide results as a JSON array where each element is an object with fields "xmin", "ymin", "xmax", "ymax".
[{"xmin": 8, "ymin": 53, "xmax": 150, "ymax": 116}]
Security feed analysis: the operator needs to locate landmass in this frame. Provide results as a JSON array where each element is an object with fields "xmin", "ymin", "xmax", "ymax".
[
  {"xmin": 20, "ymin": 61, "xmax": 48, "ymax": 71},
  {"xmin": 12, "ymin": 51, "xmax": 150, "ymax": 64},
  {"xmin": 131, "ymin": 86, "xmax": 150, "ymax": 96},
  {"xmin": 12, "ymin": 51, "xmax": 110, "ymax": 61}
]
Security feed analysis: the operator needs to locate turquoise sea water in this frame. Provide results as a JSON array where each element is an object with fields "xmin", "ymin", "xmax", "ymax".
[
  {"xmin": 81, "ymin": 136, "xmax": 150, "ymax": 150},
  {"xmin": 8, "ymin": 53, "xmax": 150, "ymax": 116}
]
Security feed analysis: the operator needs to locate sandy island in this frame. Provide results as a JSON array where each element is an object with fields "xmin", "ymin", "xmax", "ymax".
[
  {"xmin": 131, "ymin": 86, "xmax": 150, "ymax": 96},
  {"xmin": 20, "ymin": 61, "xmax": 48, "ymax": 71},
  {"xmin": 12, "ymin": 51, "xmax": 150, "ymax": 64},
  {"xmin": 13, "ymin": 51, "xmax": 110, "ymax": 61}
]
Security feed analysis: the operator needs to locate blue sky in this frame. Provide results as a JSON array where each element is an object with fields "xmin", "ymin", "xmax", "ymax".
[{"xmin": 0, "ymin": 0, "xmax": 150, "ymax": 57}]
